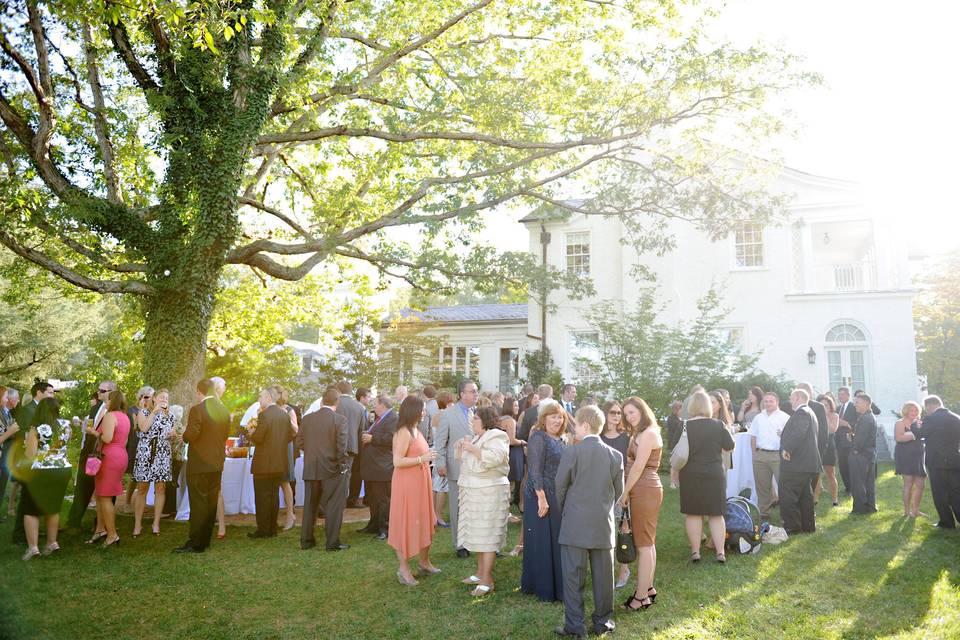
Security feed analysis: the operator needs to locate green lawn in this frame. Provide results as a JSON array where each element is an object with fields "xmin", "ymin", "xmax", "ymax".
[{"xmin": 1, "ymin": 464, "xmax": 957, "ymax": 640}]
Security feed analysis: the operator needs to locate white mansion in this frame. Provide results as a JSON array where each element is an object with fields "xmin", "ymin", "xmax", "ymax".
[{"xmin": 387, "ymin": 167, "xmax": 921, "ymax": 426}]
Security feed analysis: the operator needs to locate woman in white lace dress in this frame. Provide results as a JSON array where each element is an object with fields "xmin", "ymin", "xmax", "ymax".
[{"xmin": 132, "ymin": 389, "xmax": 174, "ymax": 537}]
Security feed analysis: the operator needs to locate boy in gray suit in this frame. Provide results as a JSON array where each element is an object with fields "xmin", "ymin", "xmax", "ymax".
[{"xmin": 555, "ymin": 406, "xmax": 624, "ymax": 638}]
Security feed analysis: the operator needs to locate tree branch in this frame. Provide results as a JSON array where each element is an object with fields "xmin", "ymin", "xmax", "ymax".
[
  {"xmin": 32, "ymin": 217, "xmax": 147, "ymax": 273},
  {"xmin": 237, "ymin": 196, "xmax": 313, "ymax": 240},
  {"xmin": 0, "ymin": 229, "xmax": 155, "ymax": 295},
  {"xmin": 82, "ymin": 21, "xmax": 122, "ymax": 204},
  {"xmin": 0, "ymin": 351, "xmax": 55, "ymax": 377},
  {"xmin": 106, "ymin": 20, "xmax": 160, "ymax": 93}
]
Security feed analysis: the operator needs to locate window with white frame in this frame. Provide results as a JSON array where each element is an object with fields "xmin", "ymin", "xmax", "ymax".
[
  {"xmin": 717, "ymin": 326, "xmax": 745, "ymax": 351},
  {"xmin": 565, "ymin": 232, "xmax": 591, "ymax": 276},
  {"xmin": 568, "ymin": 331, "xmax": 600, "ymax": 385},
  {"xmin": 733, "ymin": 223, "xmax": 764, "ymax": 268}
]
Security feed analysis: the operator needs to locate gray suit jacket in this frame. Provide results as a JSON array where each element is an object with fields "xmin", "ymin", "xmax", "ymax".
[
  {"xmin": 335, "ymin": 394, "xmax": 367, "ymax": 456},
  {"xmin": 556, "ymin": 435, "xmax": 624, "ymax": 549},
  {"xmin": 434, "ymin": 403, "xmax": 473, "ymax": 482},
  {"xmin": 297, "ymin": 407, "xmax": 348, "ymax": 481}
]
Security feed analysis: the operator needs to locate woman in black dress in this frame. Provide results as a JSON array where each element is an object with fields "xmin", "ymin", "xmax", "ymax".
[
  {"xmin": 600, "ymin": 399, "xmax": 631, "ymax": 587},
  {"xmin": 678, "ymin": 390, "xmax": 735, "ymax": 563},
  {"xmin": 818, "ymin": 394, "xmax": 840, "ymax": 507},
  {"xmin": 894, "ymin": 401, "xmax": 926, "ymax": 517}
]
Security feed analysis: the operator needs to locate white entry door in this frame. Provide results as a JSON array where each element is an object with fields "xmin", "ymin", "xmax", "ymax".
[{"xmin": 827, "ymin": 348, "xmax": 867, "ymax": 395}]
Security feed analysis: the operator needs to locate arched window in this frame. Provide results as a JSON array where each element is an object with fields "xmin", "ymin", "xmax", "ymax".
[
  {"xmin": 824, "ymin": 323, "xmax": 869, "ymax": 394},
  {"xmin": 825, "ymin": 323, "xmax": 866, "ymax": 343}
]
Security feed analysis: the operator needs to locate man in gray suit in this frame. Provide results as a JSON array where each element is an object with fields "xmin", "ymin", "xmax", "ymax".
[
  {"xmin": 555, "ymin": 405, "xmax": 624, "ymax": 639},
  {"xmin": 434, "ymin": 378, "xmax": 479, "ymax": 558},
  {"xmin": 298, "ymin": 387, "xmax": 350, "ymax": 551},
  {"xmin": 334, "ymin": 381, "xmax": 367, "ymax": 504}
]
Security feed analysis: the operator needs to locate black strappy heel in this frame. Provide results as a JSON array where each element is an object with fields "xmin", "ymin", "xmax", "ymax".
[
  {"xmin": 647, "ymin": 587, "xmax": 657, "ymax": 603},
  {"xmin": 622, "ymin": 592, "xmax": 652, "ymax": 611}
]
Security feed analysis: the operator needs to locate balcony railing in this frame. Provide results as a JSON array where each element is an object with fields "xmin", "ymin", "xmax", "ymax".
[{"xmin": 812, "ymin": 260, "xmax": 878, "ymax": 292}]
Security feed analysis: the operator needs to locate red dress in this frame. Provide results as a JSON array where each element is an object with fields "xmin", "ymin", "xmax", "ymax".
[
  {"xmin": 95, "ymin": 411, "xmax": 130, "ymax": 497},
  {"xmin": 387, "ymin": 429, "xmax": 436, "ymax": 558}
]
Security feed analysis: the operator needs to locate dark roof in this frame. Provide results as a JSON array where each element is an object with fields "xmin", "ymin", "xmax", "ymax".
[
  {"xmin": 518, "ymin": 198, "xmax": 588, "ymax": 223},
  {"xmin": 395, "ymin": 303, "xmax": 528, "ymax": 324}
]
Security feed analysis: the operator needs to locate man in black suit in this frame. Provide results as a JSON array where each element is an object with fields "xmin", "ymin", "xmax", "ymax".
[
  {"xmin": 917, "ymin": 395, "xmax": 960, "ymax": 528},
  {"xmin": 359, "ymin": 394, "xmax": 397, "ymax": 540},
  {"xmin": 797, "ymin": 383, "xmax": 828, "ymax": 500},
  {"xmin": 666, "ymin": 401, "xmax": 683, "ymax": 450},
  {"xmin": 333, "ymin": 381, "xmax": 368, "ymax": 510},
  {"xmin": 299, "ymin": 386, "xmax": 350, "ymax": 551},
  {"xmin": 835, "ymin": 386, "xmax": 858, "ymax": 495},
  {"xmin": 560, "ymin": 384, "xmax": 578, "ymax": 418},
  {"xmin": 174, "ymin": 378, "xmax": 230, "ymax": 553},
  {"xmin": 517, "ymin": 382, "xmax": 535, "ymax": 414},
  {"xmin": 779, "ymin": 389, "xmax": 822, "ymax": 534},
  {"xmin": 849, "ymin": 394, "xmax": 878, "ymax": 514},
  {"xmin": 248, "ymin": 386, "xmax": 294, "ymax": 539},
  {"xmin": 12, "ymin": 381, "xmax": 54, "ymax": 543},
  {"xmin": 519, "ymin": 384, "xmax": 552, "ymax": 441}
]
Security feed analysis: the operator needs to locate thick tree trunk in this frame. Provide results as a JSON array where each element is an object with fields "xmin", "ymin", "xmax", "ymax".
[{"xmin": 142, "ymin": 283, "xmax": 214, "ymax": 409}]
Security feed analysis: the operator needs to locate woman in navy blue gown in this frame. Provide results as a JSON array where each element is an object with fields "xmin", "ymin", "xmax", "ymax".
[{"xmin": 520, "ymin": 400, "xmax": 569, "ymax": 602}]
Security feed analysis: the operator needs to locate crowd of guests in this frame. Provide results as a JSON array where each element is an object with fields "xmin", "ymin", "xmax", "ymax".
[{"xmin": 1, "ymin": 374, "xmax": 959, "ymax": 639}]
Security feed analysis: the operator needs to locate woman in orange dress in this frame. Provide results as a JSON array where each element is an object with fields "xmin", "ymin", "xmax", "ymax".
[
  {"xmin": 388, "ymin": 396, "xmax": 439, "ymax": 586},
  {"xmin": 620, "ymin": 396, "xmax": 664, "ymax": 611}
]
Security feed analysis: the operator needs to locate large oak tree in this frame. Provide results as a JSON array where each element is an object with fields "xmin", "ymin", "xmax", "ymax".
[{"xmin": 0, "ymin": 0, "xmax": 811, "ymax": 401}]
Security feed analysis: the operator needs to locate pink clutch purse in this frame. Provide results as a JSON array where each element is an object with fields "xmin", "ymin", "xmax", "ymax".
[{"xmin": 84, "ymin": 456, "xmax": 102, "ymax": 476}]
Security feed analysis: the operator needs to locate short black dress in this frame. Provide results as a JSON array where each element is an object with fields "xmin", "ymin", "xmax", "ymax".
[
  {"xmin": 894, "ymin": 421, "xmax": 925, "ymax": 477},
  {"xmin": 678, "ymin": 418, "xmax": 735, "ymax": 516},
  {"xmin": 820, "ymin": 414, "xmax": 838, "ymax": 466}
]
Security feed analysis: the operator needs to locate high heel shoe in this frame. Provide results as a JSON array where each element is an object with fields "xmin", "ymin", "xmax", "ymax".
[
  {"xmin": 622, "ymin": 592, "xmax": 652, "ymax": 611},
  {"xmin": 283, "ymin": 518, "xmax": 296, "ymax": 532},
  {"xmin": 86, "ymin": 531, "xmax": 107, "ymax": 545},
  {"xmin": 647, "ymin": 587, "xmax": 657, "ymax": 603},
  {"xmin": 396, "ymin": 570, "xmax": 419, "ymax": 586},
  {"xmin": 22, "ymin": 547, "xmax": 40, "ymax": 561},
  {"xmin": 102, "ymin": 536, "xmax": 121, "ymax": 549},
  {"xmin": 417, "ymin": 564, "xmax": 442, "ymax": 576}
]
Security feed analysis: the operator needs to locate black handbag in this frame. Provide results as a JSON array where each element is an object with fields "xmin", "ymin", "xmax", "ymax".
[{"xmin": 616, "ymin": 509, "xmax": 637, "ymax": 564}]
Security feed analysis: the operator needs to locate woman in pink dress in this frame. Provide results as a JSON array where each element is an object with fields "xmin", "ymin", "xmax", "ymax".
[
  {"xmin": 91, "ymin": 390, "xmax": 130, "ymax": 548},
  {"xmin": 388, "ymin": 396, "xmax": 439, "ymax": 586}
]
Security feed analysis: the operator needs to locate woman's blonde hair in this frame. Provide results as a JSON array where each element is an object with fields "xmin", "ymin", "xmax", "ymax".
[
  {"xmin": 687, "ymin": 390, "xmax": 713, "ymax": 419},
  {"xmin": 901, "ymin": 400, "xmax": 921, "ymax": 420},
  {"xmin": 621, "ymin": 396, "xmax": 659, "ymax": 437}
]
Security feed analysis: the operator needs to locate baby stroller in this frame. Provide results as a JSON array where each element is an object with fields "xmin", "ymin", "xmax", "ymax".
[{"xmin": 724, "ymin": 489, "xmax": 762, "ymax": 555}]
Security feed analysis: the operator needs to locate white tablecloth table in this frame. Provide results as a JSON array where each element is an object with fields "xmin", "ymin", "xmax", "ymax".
[
  {"xmin": 147, "ymin": 448, "xmax": 305, "ymax": 520},
  {"xmin": 727, "ymin": 432, "xmax": 758, "ymax": 505}
]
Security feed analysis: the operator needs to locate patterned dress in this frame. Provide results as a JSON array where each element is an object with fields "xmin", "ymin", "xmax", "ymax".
[
  {"xmin": 133, "ymin": 410, "xmax": 174, "ymax": 483},
  {"xmin": 23, "ymin": 418, "xmax": 73, "ymax": 516}
]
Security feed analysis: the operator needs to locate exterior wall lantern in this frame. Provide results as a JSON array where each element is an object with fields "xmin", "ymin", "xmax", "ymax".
[{"xmin": 807, "ymin": 347, "xmax": 816, "ymax": 365}]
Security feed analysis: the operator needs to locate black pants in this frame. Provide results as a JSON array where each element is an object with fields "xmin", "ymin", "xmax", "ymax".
[
  {"xmin": 253, "ymin": 474, "xmax": 282, "ymax": 536},
  {"xmin": 302, "ymin": 474, "xmax": 348, "ymax": 548},
  {"xmin": 927, "ymin": 466, "xmax": 960, "ymax": 528},
  {"xmin": 347, "ymin": 454, "xmax": 362, "ymax": 505},
  {"xmin": 364, "ymin": 480, "xmax": 391, "ymax": 534},
  {"xmin": 186, "ymin": 471, "xmax": 221, "ymax": 550},
  {"xmin": 67, "ymin": 454, "xmax": 97, "ymax": 529},
  {"xmin": 780, "ymin": 470, "xmax": 816, "ymax": 533},
  {"xmin": 163, "ymin": 460, "xmax": 183, "ymax": 517},
  {"xmin": 849, "ymin": 451, "xmax": 877, "ymax": 513},
  {"xmin": 836, "ymin": 447, "xmax": 852, "ymax": 494}
]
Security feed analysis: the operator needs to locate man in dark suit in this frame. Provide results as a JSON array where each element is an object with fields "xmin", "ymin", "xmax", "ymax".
[
  {"xmin": 12, "ymin": 381, "xmax": 54, "ymax": 543},
  {"xmin": 849, "ymin": 394, "xmax": 878, "ymax": 514},
  {"xmin": 359, "ymin": 394, "xmax": 398, "ymax": 540},
  {"xmin": 174, "ymin": 378, "xmax": 230, "ymax": 553},
  {"xmin": 299, "ymin": 386, "xmax": 350, "ymax": 551},
  {"xmin": 835, "ymin": 386, "xmax": 858, "ymax": 495},
  {"xmin": 333, "ymin": 381, "xmax": 367, "ymax": 509},
  {"xmin": 560, "ymin": 384, "xmax": 578, "ymax": 419},
  {"xmin": 519, "ymin": 383, "xmax": 552, "ymax": 441},
  {"xmin": 517, "ymin": 382, "xmax": 535, "ymax": 414},
  {"xmin": 666, "ymin": 401, "xmax": 683, "ymax": 450},
  {"xmin": 67, "ymin": 382, "xmax": 114, "ymax": 530},
  {"xmin": 917, "ymin": 395, "xmax": 960, "ymax": 528},
  {"xmin": 554, "ymin": 406, "xmax": 623, "ymax": 639},
  {"xmin": 779, "ymin": 389, "xmax": 822, "ymax": 534},
  {"xmin": 797, "ymin": 383, "xmax": 828, "ymax": 499},
  {"xmin": 346, "ymin": 387, "xmax": 372, "ymax": 508},
  {"xmin": 247, "ymin": 386, "xmax": 293, "ymax": 539}
]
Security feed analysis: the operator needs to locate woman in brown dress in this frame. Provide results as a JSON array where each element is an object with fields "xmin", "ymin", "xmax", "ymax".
[{"xmin": 619, "ymin": 396, "xmax": 663, "ymax": 611}]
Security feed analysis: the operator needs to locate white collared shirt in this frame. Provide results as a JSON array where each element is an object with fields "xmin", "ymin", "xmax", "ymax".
[{"xmin": 749, "ymin": 409, "xmax": 790, "ymax": 450}]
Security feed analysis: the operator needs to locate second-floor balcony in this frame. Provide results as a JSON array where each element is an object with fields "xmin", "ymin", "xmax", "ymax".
[{"xmin": 812, "ymin": 259, "xmax": 878, "ymax": 292}]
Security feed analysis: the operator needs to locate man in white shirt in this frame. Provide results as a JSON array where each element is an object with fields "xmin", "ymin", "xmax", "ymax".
[{"xmin": 749, "ymin": 392, "xmax": 790, "ymax": 521}]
